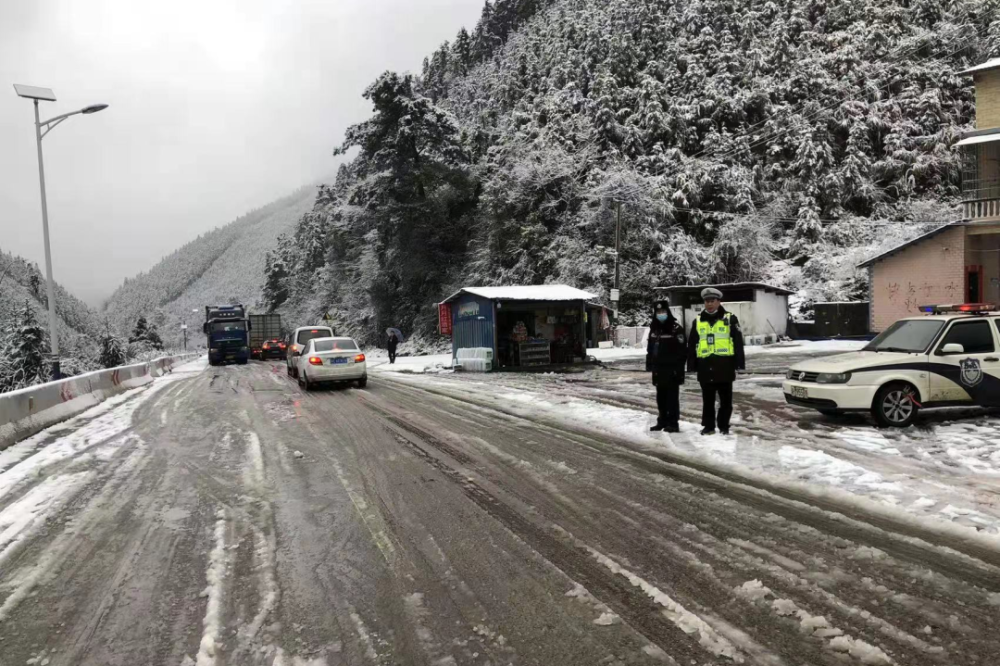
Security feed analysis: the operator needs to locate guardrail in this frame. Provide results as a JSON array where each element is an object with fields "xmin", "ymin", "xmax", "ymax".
[{"xmin": 0, "ymin": 353, "xmax": 200, "ymax": 451}]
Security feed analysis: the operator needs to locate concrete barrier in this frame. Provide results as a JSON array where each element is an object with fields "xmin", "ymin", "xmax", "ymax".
[{"xmin": 0, "ymin": 353, "xmax": 200, "ymax": 451}]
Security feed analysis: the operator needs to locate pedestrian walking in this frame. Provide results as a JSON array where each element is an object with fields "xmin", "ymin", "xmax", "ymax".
[
  {"xmin": 646, "ymin": 299, "xmax": 686, "ymax": 432},
  {"xmin": 387, "ymin": 331, "xmax": 400, "ymax": 364},
  {"xmin": 687, "ymin": 287, "xmax": 745, "ymax": 435}
]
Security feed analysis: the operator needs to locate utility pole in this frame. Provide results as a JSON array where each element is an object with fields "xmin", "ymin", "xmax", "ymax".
[
  {"xmin": 614, "ymin": 200, "xmax": 621, "ymax": 296},
  {"xmin": 610, "ymin": 200, "xmax": 622, "ymax": 325},
  {"xmin": 181, "ymin": 324, "xmax": 188, "ymax": 351}
]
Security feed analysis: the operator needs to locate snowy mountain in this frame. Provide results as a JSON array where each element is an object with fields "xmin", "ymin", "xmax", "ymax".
[
  {"xmin": 103, "ymin": 186, "xmax": 316, "ymax": 347},
  {"xmin": 266, "ymin": 0, "xmax": 980, "ymax": 342}
]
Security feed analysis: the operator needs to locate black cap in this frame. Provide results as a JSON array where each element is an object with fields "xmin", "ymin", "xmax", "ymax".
[{"xmin": 653, "ymin": 299, "xmax": 670, "ymax": 310}]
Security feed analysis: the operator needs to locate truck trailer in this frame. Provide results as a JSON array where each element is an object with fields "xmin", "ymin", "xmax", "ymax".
[
  {"xmin": 204, "ymin": 305, "xmax": 251, "ymax": 366},
  {"xmin": 249, "ymin": 314, "xmax": 284, "ymax": 359}
]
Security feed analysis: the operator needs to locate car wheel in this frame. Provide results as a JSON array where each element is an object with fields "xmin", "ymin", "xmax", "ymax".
[
  {"xmin": 356, "ymin": 375, "xmax": 368, "ymax": 389},
  {"xmin": 872, "ymin": 383, "xmax": 919, "ymax": 428}
]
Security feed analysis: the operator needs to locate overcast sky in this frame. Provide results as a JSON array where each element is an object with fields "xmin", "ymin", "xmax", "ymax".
[{"xmin": 0, "ymin": 0, "xmax": 482, "ymax": 306}]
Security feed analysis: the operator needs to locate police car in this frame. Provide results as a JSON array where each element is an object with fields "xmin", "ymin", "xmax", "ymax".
[{"xmin": 783, "ymin": 304, "xmax": 1000, "ymax": 427}]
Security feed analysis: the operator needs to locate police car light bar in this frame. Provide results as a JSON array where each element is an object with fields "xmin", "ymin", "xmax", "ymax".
[{"xmin": 919, "ymin": 303, "xmax": 997, "ymax": 314}]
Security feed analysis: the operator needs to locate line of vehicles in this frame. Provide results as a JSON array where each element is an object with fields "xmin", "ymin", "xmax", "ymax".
[{"xmin": 201, "ymin": 306, "xmax": 366, "ymax": 389}]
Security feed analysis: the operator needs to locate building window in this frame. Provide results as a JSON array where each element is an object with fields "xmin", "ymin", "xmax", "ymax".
[{"xmin": 962, "ymin": 145, "xmax": 979, "ymax": 197}]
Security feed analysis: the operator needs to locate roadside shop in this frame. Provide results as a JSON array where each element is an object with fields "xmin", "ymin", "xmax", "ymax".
[{"xmin": 438, "ymin": 285, "xmax": 605, "ymax": 370}]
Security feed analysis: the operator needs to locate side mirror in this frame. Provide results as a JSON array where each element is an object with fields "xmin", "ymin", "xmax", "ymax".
[{"xmin": 940, "ymin": 343, "xmax": 965, "ymax": 355}]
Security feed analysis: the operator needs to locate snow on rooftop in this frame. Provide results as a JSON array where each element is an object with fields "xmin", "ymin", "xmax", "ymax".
[
  {"xmin": 446, "ymin": 285, "xmax": 596, "ymax": 302},
  {"xmin": 958, "ymin": 57, "xmax": 1000, "ymax": 75}
]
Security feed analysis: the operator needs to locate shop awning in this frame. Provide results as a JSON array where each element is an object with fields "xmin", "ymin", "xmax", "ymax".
[{"xmin": 442, "ymin": 284, "xmax": 596, "ymax": 304}]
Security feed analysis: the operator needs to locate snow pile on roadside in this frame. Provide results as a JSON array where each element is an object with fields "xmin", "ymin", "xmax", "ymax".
[
  {"xmin": 588, "ymin": 347, "xmax": 647, "ymax": 362},
  {"xmin": 367, "ymin": 350, "xmax": 454, "ymax": 374},
  {"xmin": 744, "ymin": 340, "xmax": 867, "ymax": 356}
]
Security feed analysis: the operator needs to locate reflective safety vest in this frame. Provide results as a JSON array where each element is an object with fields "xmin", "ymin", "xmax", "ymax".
[{"xmin": 696, "ymin": 313, "xmax": 734, "ymax": 358}]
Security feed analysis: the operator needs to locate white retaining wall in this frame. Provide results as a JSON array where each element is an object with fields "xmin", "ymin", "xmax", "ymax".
[{"xmin": 0, "ymin": 353, "xmax": 199, "ymax": 450}]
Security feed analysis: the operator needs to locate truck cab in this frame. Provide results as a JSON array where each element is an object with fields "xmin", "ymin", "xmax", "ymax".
[{"xmin": 204, "ymin": 305, "xmax": 251, "ymax": 366}]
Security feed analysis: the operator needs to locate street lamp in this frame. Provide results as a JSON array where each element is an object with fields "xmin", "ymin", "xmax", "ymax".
[{"xmin": 14, "ymin": 84, "xmax": 108, "ymax": 380}]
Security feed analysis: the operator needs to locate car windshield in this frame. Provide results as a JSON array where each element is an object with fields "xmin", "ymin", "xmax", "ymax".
[
  {"xmin": 863, "ymin": 320, "xmax": 944, "ymax": 353},
  {"xmin": 313, "ymin": 339, "xmax": 358, "ymax": 352},
  {"xmin": 211, "ymin": 321, "xmax": 246, "ymax": 333},
  {"xmin": 297, "ymin": 328, "xmax": 333, "ymax": 344}
]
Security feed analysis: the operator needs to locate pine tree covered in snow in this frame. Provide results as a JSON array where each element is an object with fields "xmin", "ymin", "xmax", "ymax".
[
  {"xmin": 268, "ymin": 0, "xmax": 985, "ymax": 337},
  {"xmin": 0, "ymin": 248, "xmax": 105, "ymax": 391},
  {"xmin": 128, "ymin": 316, "xmax": 164, "ymax": 350},
  {"xmin": 98, "ymin": 329, "xmax": 128, "ymax": 369},
  {"xmin": 0, "ymin": 301, "xmax": 49, "ymax": 392}
]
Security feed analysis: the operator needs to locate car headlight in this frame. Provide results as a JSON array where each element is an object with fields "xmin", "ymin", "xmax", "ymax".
[
  {"xmin": 816, "ymin": 372, "xmax": 851, "ymax": 384},
  {"xmin": 210, "ymin": 347, "xmax": 218, "ymax": 353},
  {"xmin": 786, "ymin": 368, "xmax": 796, "ymax": 379}
]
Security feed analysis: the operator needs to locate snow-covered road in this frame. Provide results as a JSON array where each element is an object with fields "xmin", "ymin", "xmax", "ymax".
[
  {"xmin": 1, "ymin": 355, "xmax": 998, "ymax": 665},
  {"xmin": 374, "ymin": 345, "xmax": 1000, "ymax": 542}
]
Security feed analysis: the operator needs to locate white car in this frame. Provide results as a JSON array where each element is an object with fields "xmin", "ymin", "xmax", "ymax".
[
  {"xmin": 296, "ymin": 337, "xmax": 368, "ymax": 390},
  {"xmin": 784, "ymin": 304, "xmax": 1000, "ymax": 427},
  {"xmin": 285, "ymin": 326, "xmax": 335, "ymax": 378}
]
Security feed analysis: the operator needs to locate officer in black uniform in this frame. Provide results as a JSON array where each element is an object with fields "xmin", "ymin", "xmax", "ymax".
[{"xmin": 646, "ymin": 298, "xmax": 686, "ymax": 432}]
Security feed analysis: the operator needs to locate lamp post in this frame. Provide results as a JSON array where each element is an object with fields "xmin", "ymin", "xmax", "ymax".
[{"xmin": 14, "ymin": 84, "xmax": 108, "ymax": 380}]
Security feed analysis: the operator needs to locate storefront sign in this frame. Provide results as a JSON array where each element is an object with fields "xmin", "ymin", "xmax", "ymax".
[
  {"xmin": 439, "ymin": 303, "xmax": 453, "ymax": 335},
  {"xmin": 457, "ymin": 301, "xmax": 481, "ymax": 319}
]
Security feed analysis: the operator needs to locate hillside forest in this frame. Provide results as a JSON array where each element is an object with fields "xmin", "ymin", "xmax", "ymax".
[{"xmin": 263, "ymin": 0, "xmax": 986, "ymax": 344}]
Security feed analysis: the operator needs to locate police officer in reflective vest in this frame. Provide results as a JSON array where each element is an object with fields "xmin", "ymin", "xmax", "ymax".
[{"xmin": 687, "ymin": 288, "xmax": 745, "ymax": 435}]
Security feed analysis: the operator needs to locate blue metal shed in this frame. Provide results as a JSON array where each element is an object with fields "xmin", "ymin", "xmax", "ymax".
[
  {"xmin": 440, "ymin": 285, "xmax": 598, "ymax": 369},
  {"xmin": 451, "ymin": 291, "xmax": 495, "ymax": 354}
]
